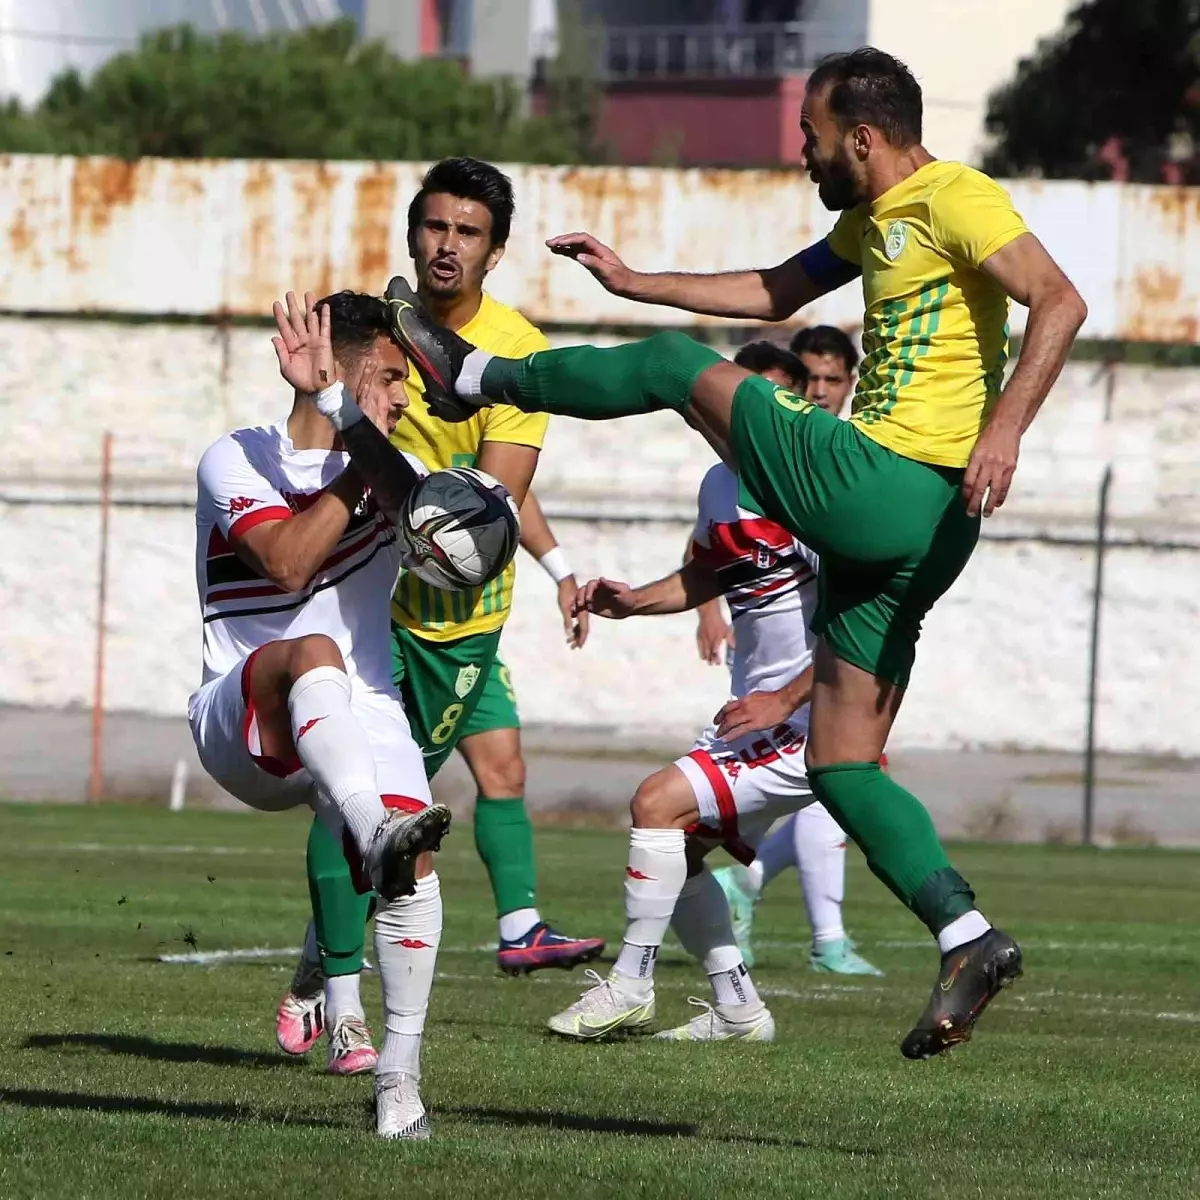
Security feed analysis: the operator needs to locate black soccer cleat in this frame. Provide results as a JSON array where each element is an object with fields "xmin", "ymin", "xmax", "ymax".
[
  {"xmin": 901, "ymin": 928, "xmax": 1023, "ymax": 1060},
  {"xmin": 383, "ymin": 277, "xmax": 479, "ymax": 421}
]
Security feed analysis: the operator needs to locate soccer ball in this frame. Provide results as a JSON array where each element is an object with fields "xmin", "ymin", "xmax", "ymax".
[{"xmin": 399, "ymin": 467, "xmax": 520, "ymax": 591}]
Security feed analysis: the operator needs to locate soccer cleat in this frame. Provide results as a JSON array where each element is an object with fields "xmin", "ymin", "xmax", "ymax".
[
  {"xmin": 810, "ymin": 936, "xmax": 885, "ymax": 977},
  {"xmin": 275, "ymin": 943, "xmax": 325, "ymax": 1055},
  {"xmin": 546, "ymin": 969, "xmax": 656, "ymax": 1040},
  {"xmin": 654, "ymin": 997, "xmax": 776, "ymax": 1042},
  {"xmin": 327, "ymin": 1014, "xmax": 378, "ymax": 1076},
  {"xmin": 901, "ymin": 928, "xmax": 1023, "ymax": 1060},
  {"xmin": 711, "ymin": 865, "xmax": 760, "ymax": 969},
  {"xmin": 366, "ymin": 805, "xmax": 452, "ymax": 901},
  {"xmin": 497, "ymin": 922, "xmax": 606, "ymax": 976},
  {"xmin": 376, "ymin": 1072, "xmax": 430, "ymax": 1140},
  {"xmin": 383, "ymin": 277, "xmax": 479, "ymax": 421}
]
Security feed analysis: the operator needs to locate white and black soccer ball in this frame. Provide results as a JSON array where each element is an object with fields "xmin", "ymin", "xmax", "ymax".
[{"xmin": 399, "ymin": 467, "xmax": 520, "ymax": 591}]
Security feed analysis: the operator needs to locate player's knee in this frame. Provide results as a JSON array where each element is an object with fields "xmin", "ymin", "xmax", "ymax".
[
  {"xmin": 288, "ymin": 633, "xmax": 345, "ymax": 677},
  {"xmin": 630, "ymin": 771, "xmax": 684, "ymax": 829},
  {"xmin": 472, "ymin": 752, "xmax": 525, "ymax": 799}
]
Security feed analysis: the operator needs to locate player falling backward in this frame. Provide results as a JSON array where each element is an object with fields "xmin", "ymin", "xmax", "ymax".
[
  {"xmin": 189, "ymin": 289, "xmax": 470, "ymax": 1138},
  {"xmin": 382, "ymin": 47, "xmax": 1088, "ymax": 1058}
]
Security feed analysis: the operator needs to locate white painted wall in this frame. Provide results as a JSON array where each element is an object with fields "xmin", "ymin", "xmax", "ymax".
[{"xmin": 1, "ymin": 316, "xmax": 1197, "ymax": 756}]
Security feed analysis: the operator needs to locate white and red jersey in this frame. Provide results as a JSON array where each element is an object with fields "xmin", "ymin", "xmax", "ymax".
[
  {"xmin": 690, "ymin": 462, "xmax": 819, "ymax": 702},
  {"xmin": 193, "ymin": 420, "xmax": 425, "ymax": 693}
]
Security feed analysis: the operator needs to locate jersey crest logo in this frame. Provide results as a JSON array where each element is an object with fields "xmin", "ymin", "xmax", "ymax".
[
  {"xmin": 884, "ymin": 220, "xmax": 908, "ymax": 261},
  {"xmin": 454, "ymin": 664, "xmax": 481, "ymax": 698},
  {"xmin": 754, "ymin": 546, "xmax": 775, "ymax": 569}
]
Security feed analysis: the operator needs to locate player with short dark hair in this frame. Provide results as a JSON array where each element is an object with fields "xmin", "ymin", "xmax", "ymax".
[
  {"xmin": 276, "ymin": 159, "xmax": 603, "ymax": 1076},
  {"xmin": 731, "ymin": 341, "xmax": 806, "ymax": 384},
  {"xmin": 383, "ymin": 47, "xmax": 1089, "ymax": 1059},
  {"xmin": 788, "ymin": 325, "xmax": 858, "ymax": 415}
]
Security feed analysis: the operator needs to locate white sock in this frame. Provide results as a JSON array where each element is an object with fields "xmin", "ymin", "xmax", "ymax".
[
  {"xmin": 457, "ymin": 348, "xmax": 494, "ymax": 397},
  {"xmin": 755, "ymin": 814, "xmax": 798, "ymax": 888},
  {"xmin": 498, "ymin": 907, "xmax": 541, "ymax": 943},
  {"xmin": 611, "ymin": 827, "xmax": 687, "ymax": 988},
  {"xmin": 375, "ymin": 872, "xmax": 442, "ymax": 1080},
  {"xmin": 324, "ymin": 972, "xmax": 364, "ymax": 1026},
  {"xmin": 312, "ymin": 379, "xmax": 364, "ymax": 432},
  {"xmin": 671, "ymin": 870, "xmax": 760, "ymax": 1009},
  {"xmin": 288, "ymin": 667, "xmax": 385, "ymax": 856},
  {"xmin": 794, "ymin": 803, "xmax": 847, "ymax": 945},
  {"xmin": 937, "ymin": 910, "xmax": 992, "ymax": 954}
]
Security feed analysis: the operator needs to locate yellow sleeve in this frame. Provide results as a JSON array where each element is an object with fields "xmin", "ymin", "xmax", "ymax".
[
  {"xmin": 481, "ymin": 325, "xmax": 551, "ymax": 448},
  {"xmin": 932, "ymin": 170, "xmax": 1029, "ymax": 269},
  {"xmin": 825, "ymin": 207, "xmax": 866, "ymax": 266}
]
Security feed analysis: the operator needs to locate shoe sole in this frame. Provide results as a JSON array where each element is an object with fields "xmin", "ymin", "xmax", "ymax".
[
  {"xmin": 901, "ymin": 942, "xmax": 1024, "ymax": 1060},
  {"xmin": 328, "ymin": 1053, "xmax": 378, "ymax": 1076},
  {"xmin": 375, "ymin": 805, "xmax": 452, "ymax": 900},
  {"xmin": 378, "ymin": 1120, "xmax": 430, "ymax": 1141},
  {"xmin": 497, "ymin": 941, "xmax": 606, "ymax": 977}
]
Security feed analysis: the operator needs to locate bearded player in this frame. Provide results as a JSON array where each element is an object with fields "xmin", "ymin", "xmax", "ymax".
[
  {"xmin": 277, "ymin": 158, "xmax": 603, "ymax": 1074},
  {"xmin": 383, "ymin": 49, "xmax": 1087, "ymax": 1058}
]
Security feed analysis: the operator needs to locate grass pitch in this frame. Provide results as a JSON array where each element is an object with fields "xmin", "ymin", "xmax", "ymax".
[{"xmin": 0, "ymin": 802, "xmax": 1198, "ymax": 1199}]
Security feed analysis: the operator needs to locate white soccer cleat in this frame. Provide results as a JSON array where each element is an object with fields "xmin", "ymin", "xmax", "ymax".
[
  {"xmin": 376, "ymin": 1072, "xmax": 430, "ymax": 1140},
  {"xmin": 654, "ymin": 997, "xmax": 776, "ymax": 1042},
  {"xmin": 275, "ymin": 949, "xmax": 325, "ymax": 1055},
  {"xmin": 365, "ymin": 805, "xmax": 452, "ymax": 900},
  {"xmin": 546, "ymin": 969, "xmax": 656, "ymax": 1040},
  {"xmin": 327, "ymin": 1014, "xmax": 379, "ymax": 1076}
]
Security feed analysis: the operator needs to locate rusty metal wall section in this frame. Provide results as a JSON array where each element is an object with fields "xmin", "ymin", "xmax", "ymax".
[{"xmin": 1, "ymin": 155, "xmax": 1197, "ymax": 340}]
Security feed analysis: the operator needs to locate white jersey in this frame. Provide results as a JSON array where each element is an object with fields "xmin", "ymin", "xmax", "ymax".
[
  {"xmin": 192, "ymin": 420, "xmax": 424, "ymax": 694},
  {"xmin": 690, "ymin": 462, "xmax": 819, "ymax": 702}
]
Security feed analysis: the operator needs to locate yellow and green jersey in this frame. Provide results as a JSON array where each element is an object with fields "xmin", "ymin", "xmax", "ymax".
[
  {"xmin": 390, "ymin": 291, "xmax": 550, "ymax": 641},
  {"xmin": 826, "ymin": 161, "xmax": 1029, "ymax": 469}
]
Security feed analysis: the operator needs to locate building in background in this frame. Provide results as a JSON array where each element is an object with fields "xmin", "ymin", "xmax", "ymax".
[{"xmin": 0, "ymin": 0, "xmax": 356, "ymax": 109}]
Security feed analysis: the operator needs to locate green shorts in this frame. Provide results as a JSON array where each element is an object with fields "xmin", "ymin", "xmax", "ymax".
[
  {"xmin": 728, "ymin": 375, "xmax": 980, "ymax": 687},
  {"xmin": 390, "ymin": 624, "xmax": 520, "ymax": 781}
]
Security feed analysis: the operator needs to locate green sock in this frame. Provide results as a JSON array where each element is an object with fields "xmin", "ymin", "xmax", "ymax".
[
  {"xmin": 306, "ymin": 815, "xmax": 372, "ymax": 976},
  {"xmin": 808, "ymin": 762, "xmax": 976, "ymax": 936},
  {"xmin": 479, "ymin": 332, "xmax": 724, "ymax": 419},
  {"xmin": 473, "ymin": 796, "xmax": 537, "ymax": 917}
]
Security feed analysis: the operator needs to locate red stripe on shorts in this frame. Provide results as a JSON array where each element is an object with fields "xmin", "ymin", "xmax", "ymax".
[
  {"xmin": 686, "ymin": 749, "xmax": 739, "ymax": 843},
  {"xmin": 239, "ymin": 647, "xmax": 302, "ymax": 777}
]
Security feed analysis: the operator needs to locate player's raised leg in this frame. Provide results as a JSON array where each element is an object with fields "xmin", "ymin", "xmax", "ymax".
[{"xmin": 546, "ymin": 766, "xmax": 697, "ymax": 1039}]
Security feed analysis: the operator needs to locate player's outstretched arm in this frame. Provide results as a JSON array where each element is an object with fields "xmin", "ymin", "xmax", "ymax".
[
  {"xmin": 964, "ymin": 234, "xmax": 1088, "ymax": 518},
  {"xmin": 545, "ymin": 232, "xmax": 854, "ymax": 322},
  {"xmin": 575, "ymin": 559, "xmax": 723, "ymax": 620},
  {"xmin": 520, "ymin": 489, "xmax": 588, "ymax": 649}
]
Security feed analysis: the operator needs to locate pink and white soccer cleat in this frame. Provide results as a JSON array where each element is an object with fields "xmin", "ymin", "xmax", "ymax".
[
  {"xmin": 275, "ymin": 953, "xmax": 325, "ymax": 1056},
  {"xmin": 327, "ymin": 1015, "xmax": 378, "ymax": 1076}
]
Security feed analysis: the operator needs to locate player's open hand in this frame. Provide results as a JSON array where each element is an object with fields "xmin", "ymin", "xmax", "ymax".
[
  {"xmin": 272, "ymin": 291, "xmax": 336, "ymax": 396},
  {"xmin": 963, "ymin": 422, "xmax": 1020, "ymax": 518},
  {"xmin": 558, "ymin": 576, "xmax": 590, "ymax": 649},
  {"xmin": 714, "ymin": 689, "xmax": 793, "ymax": 741},
  {"xmin": 696, "ymin": 605, "xmax": 734, "ymax": 666},
  {"xmin": 546, "ymin": 233, "xmax": 636, "ymax": 298},
  {"xmin": 573, "ymin": 577, "xmax": 637, "ymax": 620}
]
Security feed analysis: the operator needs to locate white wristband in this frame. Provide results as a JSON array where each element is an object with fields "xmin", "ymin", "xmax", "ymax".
[
  {"xmin": 538, "ymin": 546, "xmax": 573, "ymax": 584},
  {"xmin": 313, "ymin": 379, "xmax": 363, "ymax": 432}
]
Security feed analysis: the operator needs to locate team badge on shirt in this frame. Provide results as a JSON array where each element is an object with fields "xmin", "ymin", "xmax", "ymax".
[
  {"xmin": 455, "ymin": 664, "xmax": 481, "ymax": 698},
  {"xmin": 884, "ymin": 220, "xmax": 909, "ymax": 261}
]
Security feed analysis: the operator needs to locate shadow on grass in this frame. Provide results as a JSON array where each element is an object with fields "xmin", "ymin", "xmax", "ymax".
[
  {"xmin": 442, "ymin": 1105, "xmax": 880, "ymax": 1155},
  {"xmin": 0, "ymin": 1087, "xmax": 338, "ymax": 1127},
  {"xmin": 24, "ymin": 1032, "xmax": 303, "ymax": 1070}
]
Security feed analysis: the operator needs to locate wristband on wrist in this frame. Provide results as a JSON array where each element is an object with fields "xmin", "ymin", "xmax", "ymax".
[
  {"xmin": 313, "ymin": 379, "xmax": 364, "ymax": 432},
  {"xmin": 538, "ymin": 546, "xmax": 573, "ymax": 584}
]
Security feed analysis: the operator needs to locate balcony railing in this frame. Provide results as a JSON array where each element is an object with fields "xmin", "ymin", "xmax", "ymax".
[{"xmin": 601, "ymin": 22, "xmax": 810, "ymax": 81}]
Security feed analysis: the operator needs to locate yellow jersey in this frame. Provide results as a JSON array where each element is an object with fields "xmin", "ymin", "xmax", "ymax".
[
  {"xmin": 390, "ymin": 292, "xmax": 550, "ymax": 641},
  {"xmin": 826, "ymin": 161, "xmax": 1029, "ymax": 469}
]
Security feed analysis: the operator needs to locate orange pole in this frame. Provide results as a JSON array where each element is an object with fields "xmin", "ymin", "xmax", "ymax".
[{"xmin": 88, "ymin": 432, "xmax": 113, "ymax": 803}]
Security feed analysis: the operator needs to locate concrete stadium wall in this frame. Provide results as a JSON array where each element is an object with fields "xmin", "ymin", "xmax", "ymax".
[
  {"xmin": 1, "ymin": 155, "xmax": 1198, "ymax": 341},
  {"xmin": 1, "ymin": 316, "xmax": 1198, "ymax": 756}
]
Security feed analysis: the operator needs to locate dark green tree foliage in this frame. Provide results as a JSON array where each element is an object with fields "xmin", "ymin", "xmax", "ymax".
[
  {"xmin": 0, "ymin": 19, "xmax": 595, "ymax": 163},
  {"xmin": 984, "ymin": 0, "xmax": 1200, "ymax": 181}
]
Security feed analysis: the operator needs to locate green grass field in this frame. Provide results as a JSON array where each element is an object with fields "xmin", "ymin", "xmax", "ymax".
[{"xmin": 1, "ymin": 802, "xmax": 1198, "ymax": 1199}]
